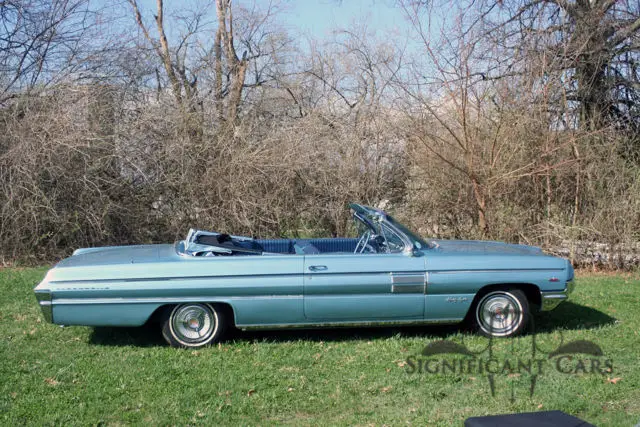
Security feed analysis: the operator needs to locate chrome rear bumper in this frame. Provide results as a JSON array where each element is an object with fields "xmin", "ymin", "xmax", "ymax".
[
  {"xmin": 540, "ymin": 279, "xmax": 574, "ymax": 311},
  {"xmin": 34, "ymin": 285, "xmax": 53, "ymax": 323}
]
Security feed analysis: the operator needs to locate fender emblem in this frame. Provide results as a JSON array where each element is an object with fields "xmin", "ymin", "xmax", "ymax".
[{"xmin": 446, "ymin": 297, "xmax": 469, "ymax": 303}]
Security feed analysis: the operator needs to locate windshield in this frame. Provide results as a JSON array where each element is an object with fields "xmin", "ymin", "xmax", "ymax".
[{"xmin": 350, "ymin": 203, "xmax": 432, "ymax": 252}]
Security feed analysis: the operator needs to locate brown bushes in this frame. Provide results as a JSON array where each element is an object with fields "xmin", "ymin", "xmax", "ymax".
[
  {"xmin": 0, "ymin": 0, "xmax": 638, "ymax": 268},
  {"xmin": 0, "ymin": 83, "xmax": 404, "ymax": 262}
]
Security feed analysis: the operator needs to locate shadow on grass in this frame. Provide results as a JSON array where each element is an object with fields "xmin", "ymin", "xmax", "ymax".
[
  {"xmin": 88, "ymin": 301, "xmax": 616, "ymax": 347},
  {"xmin": 88, "ymin": 322, "xmax": 461, "ymax": 347},
  {"xmin": 234, "ymin": 302, "xmax": 616, "ymax": 344},
  {"xmin": 90, "ymin": 323, "xmax": 165, "ymax": 347},
  {"xmin": 233, "ymin": 323, "xmax": 461, "ymax": 344},
  {"xmin": 533, "ymin": 301, "xmax": 617, "ymax": 333}
]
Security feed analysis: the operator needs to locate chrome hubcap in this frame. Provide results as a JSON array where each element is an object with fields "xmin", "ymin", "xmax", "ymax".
[
  {"xmin": 171, "ymin": 304, "xmax": 216, "ymax": 344},
  {"xmin": 477, "ymin": 292, "xmax": 523, "ymax": 336}
]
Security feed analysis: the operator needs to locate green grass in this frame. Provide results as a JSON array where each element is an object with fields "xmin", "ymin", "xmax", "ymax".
[{"xmin": 1, "ymin": 268, "xmax": 639, "ymax": 426}]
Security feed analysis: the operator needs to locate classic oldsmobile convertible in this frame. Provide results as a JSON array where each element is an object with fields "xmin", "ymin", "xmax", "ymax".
[{"xmin": 34, "ymin": 204, "xmax": 574, "ymax": 348}]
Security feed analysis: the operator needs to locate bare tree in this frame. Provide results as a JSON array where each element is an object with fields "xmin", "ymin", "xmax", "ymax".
[
  {"xmin": 0, "ymin": 0, "xmax": 94, "ymax": 103},
  {"xmin": 474, "ymin": 0, "xmax": 640, "ymax": 133},
  {"xmin": 215, "ymin": 0, "xmax": 247, "ymax": 121},
  {"xmin": 0, "ymin": 0, "xmax": 638, "ymax": 268},
  {"xmin": 127, "ymin": 0, "xmax": 204, "ymax": 113},
  {"xmin": 127, "ymin": 0, "xmax": 283, "ymax": 125}
]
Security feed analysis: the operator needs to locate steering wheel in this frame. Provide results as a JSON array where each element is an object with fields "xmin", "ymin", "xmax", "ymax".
[
  {"xmin": 372, "ymin": 234, "xmax": 388, "ymax": 253},
  {"xmin": 354, "ymin": 230, "xmax": 371, "ymax": 253}
]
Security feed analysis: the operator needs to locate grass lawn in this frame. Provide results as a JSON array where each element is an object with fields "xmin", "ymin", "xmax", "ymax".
[{"xmin": 1, "ymin": 268, "xmax": 639, "ymax": 426}]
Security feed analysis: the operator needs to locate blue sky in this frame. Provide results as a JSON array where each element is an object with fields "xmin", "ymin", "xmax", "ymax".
[
  {"xmin": 282, "ymin": 0, "xmax": 405, "ymax": 38},
  {"xmin": 130, "ymin": 0, "xmax": 407, "ymax": 40}
]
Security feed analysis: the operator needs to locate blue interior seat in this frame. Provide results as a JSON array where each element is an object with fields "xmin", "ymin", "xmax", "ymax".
[
  {"xmin": 256, "ymin": 239, "xmax": 295, "ymax": 254},
  {"xmin": 256, "ymin": 237, "xmax": 359, "ymax": 254},
  {"xmin": 300, "ymin": 238, "xmax": 359, "ymax": 253}
]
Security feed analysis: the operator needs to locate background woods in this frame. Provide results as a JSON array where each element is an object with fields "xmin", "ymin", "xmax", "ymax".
[{"xmin": 0, "ymin": 0, "xmax": 638, "ymax": 267}]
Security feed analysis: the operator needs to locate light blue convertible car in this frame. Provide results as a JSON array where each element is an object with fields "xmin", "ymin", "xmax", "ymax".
[{"xmin": 34, "ymin": 204, "xmax": 574, "ymax": 347}]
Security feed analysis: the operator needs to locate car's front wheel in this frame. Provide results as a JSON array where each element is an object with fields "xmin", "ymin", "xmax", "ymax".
[
  {"xmin": 161, "ymin": 303, "xmax": 226, "ymax": 348},
  {"xmin": 472, "ymin": 289, "xmax": 529, "ymax": 338}
]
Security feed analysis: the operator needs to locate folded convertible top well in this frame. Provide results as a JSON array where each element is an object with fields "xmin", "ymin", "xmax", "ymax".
[{"xmin": 195, "ymin": 233, "xmax": 264, "ymax": 254}]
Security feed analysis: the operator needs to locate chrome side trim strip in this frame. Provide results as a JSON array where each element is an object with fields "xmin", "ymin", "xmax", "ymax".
[
  {"xmin": 52, "ymin": 295, "xmax": 303, "ymax": 305},
  {"xmin": 239, "ymin": 318, "xmax": 461, "ymax": 330},
  {"xmin": 49, "ymin": 270, "xmax": 423, "ymax": 285},
  {"xmin": 431, "ymin": 268, "xmax": 564, "ymax": 274},
  {"xmin": 48, "ymin": 268, "xmax": 559, "ymax": 286},
  {"xmin": 49, "ymin": 274, "xmax": 302, "ymax": 285}
]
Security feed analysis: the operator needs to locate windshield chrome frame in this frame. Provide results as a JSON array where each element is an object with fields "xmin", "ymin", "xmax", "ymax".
[{"xmin": 350, "ymin": 204, "xmax": 415, "ymax": 255}]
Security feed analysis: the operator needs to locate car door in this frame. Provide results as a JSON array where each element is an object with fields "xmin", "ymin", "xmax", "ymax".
[
  {"xmin": 303, "ymin": 252, "xmax": 426, "ymax": 320},
  {"xmin": 178, "ymin": 252, "xmax": 306, "ymax": 327}
]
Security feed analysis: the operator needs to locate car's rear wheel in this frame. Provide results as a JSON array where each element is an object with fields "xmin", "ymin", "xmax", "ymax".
[
  {"xmin": 472, "ymin": 289, "xmax": 529, "ymax": 338},
  {"xmin": 161, "ymin": 303, "xmax": 226, "ymax": 348}
]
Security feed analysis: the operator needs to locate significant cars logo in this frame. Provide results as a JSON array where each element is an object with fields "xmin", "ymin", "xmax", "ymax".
[{"xmin": 403, "ymin": 325, "xmax": 613, "ymax": 402}]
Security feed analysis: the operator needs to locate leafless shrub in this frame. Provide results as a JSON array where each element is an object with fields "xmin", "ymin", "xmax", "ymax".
[{"xmin": 0, "ymin": 0, "xmax": 638, "ymax": 268}]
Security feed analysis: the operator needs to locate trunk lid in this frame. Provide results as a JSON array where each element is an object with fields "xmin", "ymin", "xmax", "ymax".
[
  {"xmin": 431, "ymin": 240, "xmax": 544, "ymax": 256},
  {"xmin": 56, "ymin": 244, "xmax": 176, "ymax": 267}
]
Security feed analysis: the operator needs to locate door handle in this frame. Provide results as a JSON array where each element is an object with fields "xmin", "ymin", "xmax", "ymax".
[{"xmin": 308, "ymin": 265, "xmax": 328, "ymax": 272}]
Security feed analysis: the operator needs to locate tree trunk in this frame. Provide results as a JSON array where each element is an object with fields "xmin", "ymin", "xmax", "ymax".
[
  {"xmin": 471, "ymin": 177, "xmax": 488, "ymax": 235},
  {"xmin": 214, "ymin": 5, "xmax": 224, "ymax": 120}
]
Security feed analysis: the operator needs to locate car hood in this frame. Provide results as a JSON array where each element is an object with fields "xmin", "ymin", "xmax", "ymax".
[
  {"xmin": 56, "ymin": 244, "xmax": 177, "ymax": 267},
  {"xmin": 430, "ymin": 240, "xmax": 544, "ymax": 256}
]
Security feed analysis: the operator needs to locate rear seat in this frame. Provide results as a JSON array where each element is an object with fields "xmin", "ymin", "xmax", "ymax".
[{"xmin": 256, "ymin": 239, "xmax": 295, "ymax": 254}]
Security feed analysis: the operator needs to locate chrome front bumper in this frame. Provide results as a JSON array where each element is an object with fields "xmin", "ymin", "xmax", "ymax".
[
  {"xmin": 34, "ymin": 286, "xmax": 53, "ymax": 323},
  {"xmin": 540, "ymin": 279, "xmax": 575, "ymax": 311}
]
